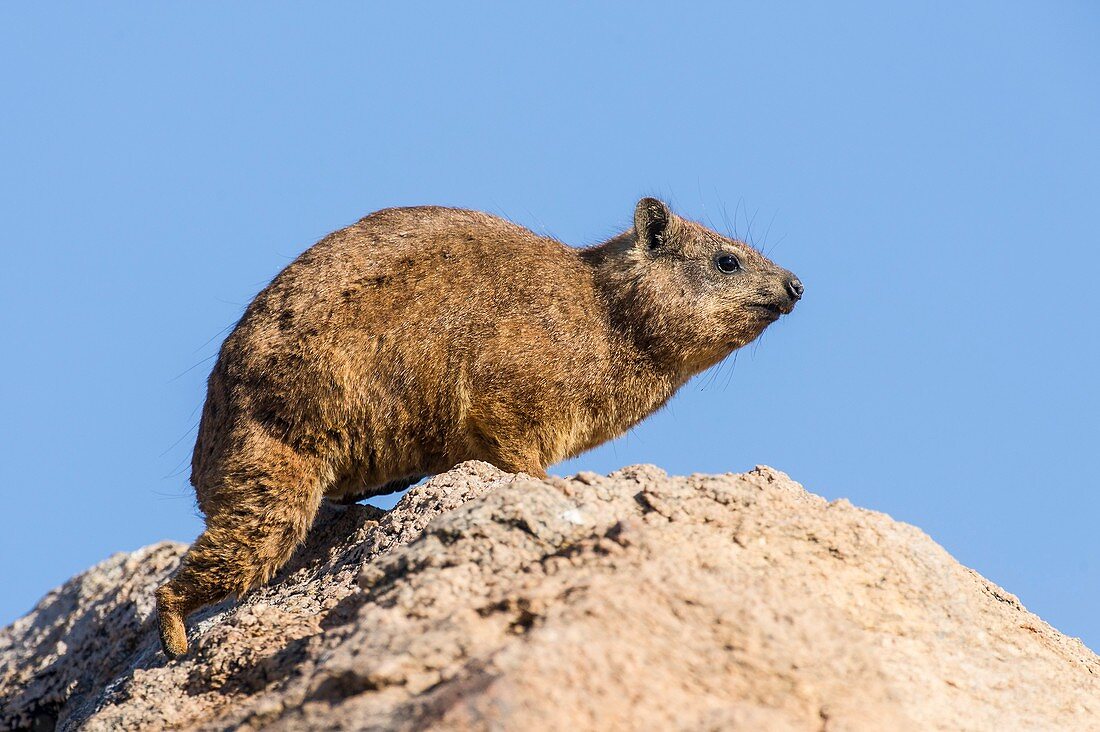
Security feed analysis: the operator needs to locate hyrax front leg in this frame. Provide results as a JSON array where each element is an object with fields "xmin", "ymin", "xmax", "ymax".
[
  {"xmin": 482, "ymin": 442, "xmax": 550, "ymax": 480},
  {"xmin": 155, "ymin": 429, "xmax": 326, "ymax": 658}
]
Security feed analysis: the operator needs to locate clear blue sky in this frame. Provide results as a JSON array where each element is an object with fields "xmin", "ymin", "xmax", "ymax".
[{"xmin": 2, "ymin": 3, "xmax": 1097, "ymax": 650}]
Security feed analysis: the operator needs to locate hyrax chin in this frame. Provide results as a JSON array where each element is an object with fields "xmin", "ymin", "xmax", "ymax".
[{"xmin": 155, "ymin": 197, "xmax": 802, "ymax": 657}]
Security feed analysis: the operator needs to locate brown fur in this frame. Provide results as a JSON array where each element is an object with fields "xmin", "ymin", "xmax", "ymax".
[{"xmin": 155, "ymin": 198, "xmax": 802, "ymax": 657}]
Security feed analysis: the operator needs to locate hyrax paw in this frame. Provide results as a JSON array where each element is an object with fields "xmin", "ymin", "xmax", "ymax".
[
  {"xmin": 155, "ymin": 588, "xmax": 190, "ymax": 659},
  {"xmin": 158, "ymin": 612, "xmax": 189, "ymax": 659}
]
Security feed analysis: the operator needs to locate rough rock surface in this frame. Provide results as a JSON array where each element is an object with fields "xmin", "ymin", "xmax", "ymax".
[{"xmin": 1, "ymin": 463, "xmax": 1097, "ymax": 731}]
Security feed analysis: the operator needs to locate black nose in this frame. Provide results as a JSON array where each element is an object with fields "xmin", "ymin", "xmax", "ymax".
[{"xmin": 786, "ymin": 277, "xmax": 804, "ymax": 302}]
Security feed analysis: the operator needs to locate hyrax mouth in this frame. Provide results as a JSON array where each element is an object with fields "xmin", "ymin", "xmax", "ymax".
[{"xmin": 748, "ymin": 302, "xmax": 791, "ymax": 321}]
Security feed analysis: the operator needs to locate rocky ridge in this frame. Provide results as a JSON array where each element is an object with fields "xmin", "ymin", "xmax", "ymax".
[{"xmin": 1, "ymin": 462, "xmax": 1097, "ymax": 730}]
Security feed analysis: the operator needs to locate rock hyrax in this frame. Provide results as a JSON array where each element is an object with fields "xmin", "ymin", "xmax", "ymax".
[{"xmin": 156, "ymin": 197, "xmax": 803, "ymax": 657}]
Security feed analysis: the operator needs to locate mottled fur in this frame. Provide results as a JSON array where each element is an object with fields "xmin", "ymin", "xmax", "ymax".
[{"xmin": 155, "ymin": 198, "xmax": 802, "ymax": 657}]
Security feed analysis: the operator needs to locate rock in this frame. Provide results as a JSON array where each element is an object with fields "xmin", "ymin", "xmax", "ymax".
[{"xmin": 1, "ymin": 462, "xmax": 1097, "ymax": 731}]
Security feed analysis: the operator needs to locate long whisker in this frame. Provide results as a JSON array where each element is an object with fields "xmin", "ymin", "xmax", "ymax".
[
  {"xmin": 168, "ymin": 353, "xmax": 217, "ymax": 383},
  {"xmin": 722, "ymin": 352, "xmax": 739, "ymax": 391},
  {"xmin": 761, "ymin": 210, "xmax": 779, "ymax": 254},
  {"xmin": 747, "ymin": 207, "xmax": 760, "ymax": 249},
  {"xmin": 159, "ymin": 418, "xmax": 201, "ymax": 458},
  {"xmin": 192, "ymin": 319, "xmax": 238, "ymax": 354}
]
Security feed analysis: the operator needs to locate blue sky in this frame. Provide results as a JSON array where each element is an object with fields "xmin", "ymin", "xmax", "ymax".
[{"xmin": 2, "ymin": 3, "xmax": 1097, "ymax": 649}]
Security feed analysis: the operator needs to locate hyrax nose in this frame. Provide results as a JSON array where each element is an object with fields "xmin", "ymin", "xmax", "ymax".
[{"xmin": 786, "ymin": 277, "xmax": 804, "ymax": 302}]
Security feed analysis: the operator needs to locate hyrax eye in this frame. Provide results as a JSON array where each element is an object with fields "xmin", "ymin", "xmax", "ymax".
[{"xmin": 715, "ymin": 253, "xmax": 742, "ymax": 273}]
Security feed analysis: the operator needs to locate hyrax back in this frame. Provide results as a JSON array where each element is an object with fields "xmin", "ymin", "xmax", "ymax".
[{"xmin": 156, "ymin": 199, "xmax": 802, "ymax": 657}]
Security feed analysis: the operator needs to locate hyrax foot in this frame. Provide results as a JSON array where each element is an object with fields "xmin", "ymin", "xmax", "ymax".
[
  {"xmin": 155, "ymin": 586, "xmax": 190, "ymax": 658},
  {"xmin": 153, "ymin": 434, "xmax": 327, "ymax": 659}
]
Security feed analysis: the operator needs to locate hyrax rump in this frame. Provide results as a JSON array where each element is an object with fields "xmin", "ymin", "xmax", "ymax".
[{"xmin": 156, "ymin": 197, "xmax": 803, "ymax": 657}]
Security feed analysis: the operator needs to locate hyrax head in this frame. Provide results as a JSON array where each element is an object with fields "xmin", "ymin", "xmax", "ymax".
[{"xmin": 626, "ymin": 197, "xmax": 803, "ymax": 371}]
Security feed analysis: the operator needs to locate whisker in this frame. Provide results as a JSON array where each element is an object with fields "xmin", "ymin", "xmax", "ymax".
[
  {"xmin": 747, "ymin": 207, "xmax": 760, "ymax": 249},
  {"xmin": 164, "ymin": 452, "xmax": 193, "ymax": 480},
  {"xmin": 167, "ymin": 353, "xmax": 218, "ymax": 383},
  {"xmin": 192, "ymin": 319, "xmax": 238, "ymax": 354},
  {"xmin": 761, "ymin": 210, "xmax": 779, "ymax": 254},
  {"xmin": 722, "ymin": 352, "xmax": 739, "ymax": 391},
  {"xmin": 158, "ymin": 418, "xmax": 201, "ymax": 458}
]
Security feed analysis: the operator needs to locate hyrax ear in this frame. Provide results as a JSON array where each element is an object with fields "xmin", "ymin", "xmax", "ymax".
[{"xmin": 634, "ymin": 197, "xmax": 673, "ymax": 252}]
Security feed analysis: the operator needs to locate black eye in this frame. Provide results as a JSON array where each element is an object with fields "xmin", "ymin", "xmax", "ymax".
[{"xmin": 715, "ymin": 253, "xmax": 741, "ymax": 273}]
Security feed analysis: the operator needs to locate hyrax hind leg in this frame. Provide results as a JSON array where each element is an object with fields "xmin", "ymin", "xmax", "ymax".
[{"xmin": 155, "ymin": 427, "xmax": 327, "ymax": 658}]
